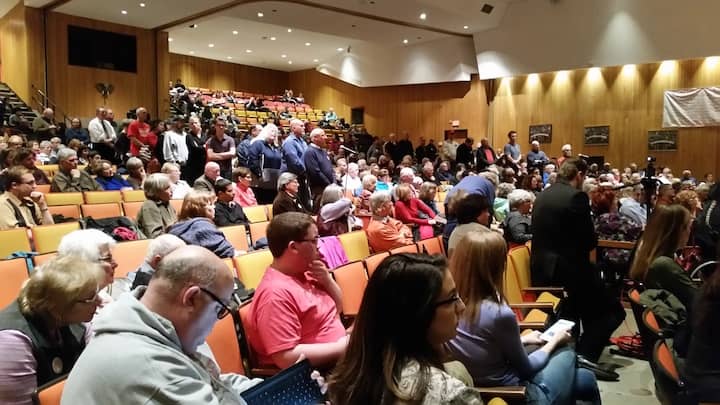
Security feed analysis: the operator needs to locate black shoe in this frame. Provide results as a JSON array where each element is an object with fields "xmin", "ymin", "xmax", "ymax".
[{"xmin": 577, "ymin": 355, "xmax": 620, "ymax": 381}]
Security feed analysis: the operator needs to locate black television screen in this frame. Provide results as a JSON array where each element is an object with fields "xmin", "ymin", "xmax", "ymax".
[{"xmin": 67, "ymin": 25, "xmax": 137, "ymax": 73}]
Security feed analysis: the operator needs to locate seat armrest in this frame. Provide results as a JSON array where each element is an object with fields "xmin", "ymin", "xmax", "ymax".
[
  {"xmin": 518, "ymin": 321, "xmax": 546, "ymax": 329},
  {"xmin": 474, "ymin": 385, "xmax": 527, "ymax": 400},
  {"xmin": 509, "ymin": 302, "xmax": 554, "ymax": 310}
]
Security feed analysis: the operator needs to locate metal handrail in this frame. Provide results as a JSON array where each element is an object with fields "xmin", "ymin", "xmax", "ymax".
[{"xmin": 31, "ymin": 84, "xmax": 70, "ymax": 125}]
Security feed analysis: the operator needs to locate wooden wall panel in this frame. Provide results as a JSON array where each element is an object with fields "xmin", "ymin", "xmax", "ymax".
[
  {"xmin": 491, "ymin": 58, "xmax": 720, "ymax": 178},
  {"xmin": 289, "ymin": 69, "xmax": 488, "ymax": 145},
  {"xmin": 0, "ymin": 2, "xmax": 44, "ymax": 103},
  {"xmin": 168, "ymin": 53, "xmax": 288, "ymax": 96},
  {"xmin": 45, "ymin": 12, "xmax": 158, "ymax": 121},
  {"xmin": 156, "ymin": 31, "xmax": 171, "ymax": 119}
]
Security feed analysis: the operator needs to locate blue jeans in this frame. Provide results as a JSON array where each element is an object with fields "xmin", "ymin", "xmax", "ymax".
[{"xmin": 525, "ymin": 347, "xmax": 601, "ymax": 405}]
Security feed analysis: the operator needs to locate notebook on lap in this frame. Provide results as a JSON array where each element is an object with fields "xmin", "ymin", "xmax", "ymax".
[{"xmin": 241, "ymin": 359, "xmax": 325, "ymax": 405}]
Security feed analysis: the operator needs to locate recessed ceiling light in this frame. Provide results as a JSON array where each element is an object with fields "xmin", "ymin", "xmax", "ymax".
[
  {"xmin": 232, "ymin": 30, "xmax": 238, "ymax": 35},
  {"xmin": 287, "ymin": 28, "xmax": 292, "ymax": 33},
  {"xmin": 288, "ymin": 61, "xmax": 293, "ymax": 65},
  {"xmin": 419, "ymin": 12, "xmax": 427, "ymax": 20},
  {"xmin": 402, "ymin": 39, "xmax": 408, "ymax": 44},
  {"xmin": 305, "ymin": 42, "xmax": 311, "ymax": 46},
  {"xmin": 337, "ymin": 47, "xmax": 344, "ymax": 52},
  {"xmin": 313, "ymin": 59, "xmax": 319, "ymax": 62},
  {"xmin": 257, "ymin": 12, "xmax": 264, "ymax": 17},
  {"xmin": 281, "ymin": 54, "xmax": 287, "ymax": 58},
  {"xmin": 227, "ymin": 56, "xmax": 233, "ymax": 59},
  {"xmin": 189, "ymin": 51, "xmax": 194, "ymax": 55},
  {"xmin": 139, "ymin": 2, "xmax": 145, "ymax": 7},
  {"xmin": 121, "ymin": 10, "xmax": 128, "ymax": 14},
  {"xmin": 168, "ymin": 37, "xmax": 173, "ymax": 42},
  {"xmin": 245, "ymin": 49, "xmax": 252, "ymax": 53},
  {"xmin": 463, "ymin": 25, "xmax": 469, "ymax": 30},
  {"xmin": 208, "ymin": 43, "xmax": 215, "ymax": 48},
  {"xmin": 270, "ymin": 36, "xmax": 276, "ymax": 41}
]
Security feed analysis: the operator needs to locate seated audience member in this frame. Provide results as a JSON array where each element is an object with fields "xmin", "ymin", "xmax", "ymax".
[
  {"xmin": 375, "ymin": 168, "xmax": 392, "ymax": 191},
  {"xmin": 341, "ymin": 162, "xmax": 363, "ymax": 195},
  {"xmin": 521, "ymin": 173, "xmax": 543, "ymax": 197},
  {"xmin": 137, "ymin": 173, "xmax": 177, "ymax": 238},
  {"xmin": 129, "ymin": 234, "xmax": 186, "ymax": 290},
  {"xmin": 656, "ymin": 183, "xmax": 675, "ymax": 206},
  {"xmin": 50, "ymin": 148, "xmax": 102, "ymax": 192},
  {"xmin": 394, "ymin": 183, "xmax": 441, "ymax": 240},
  {"xmin": 630, "ymin": 204, "xmax": 695, "ymax": 356},
  {"xmin": 168, "ymin": 191, "xmax": 236, "ymax": 258},
  {"xmin": 64, "ymin": 118, "xmax": 90, "ymax": 144},
  {"xmin": 250, "ymin": 212, "xmax": 347, "ymax": 369},
  {"xmin": 0, "ymin": 256, "xmax": 103, "ymax": 405},
  {"xmin": 419, "ymin": 181, "xmax": 440, "ymax": 216},
  {"xmin": 685, "ymin": 259, "xmax": 720, "ymax": 402},
  {"xmin": 272, "ymin": 172, "xmax": 310, "ymax": 216},
  {"xmin": 194, "ymin": 161, "xmax": 220, "ymax": 193},
  {"xmin": 366, "ymin": 191, "xmax": 414, "ymax": 252},
  {"xmin": 493, "ymin": 182, "xmax": 515, "ymax": 222},
  {"xmin": 502, "ymin": 189, "xmax": 535, "ymax": 246},
  {"xmin": 94, "ymin": 160, "xmax": 132, "ymax": 191},
  {"xmin": 213, "ymin": 178, "xmax": 249, "ymax": 227},
  {"xmin": 232, "ymin": 167, "xmax": 257, "ymax": 207},
  {"xmin": 57, "ymin": 229, "xmax": 119, "ymax": 303},
  {"xmin": 62, "ymin": 246, "xmax": 262, "ymax": 403},
  {"xmin": 161, "ymin": 162, "xmax": 192, "ymax": 200},
  {"xmin": 329, "ymin": 253, "xmax": 484, "ymax": 405},
  {"xmin": 420, "ymin": 162, "xmax": 439, "ymax": 184},
  {"xmin": 12, "ymin": 148, "xmax": 49, "ymax": 185},
  {"xmin": 0, "ymin": 166, "xmax": 54, "ymax": 230},
  {"xmin": 36, "ymin": 141, "xmax": 52, "ymax": 164},
  {"xmin": 447, "ymin": 231, "xmax": 601, "ymax": 403},
  {"xmin": 447, "ymin": 194, "xmax": 491, "ymax": 256},
  {"xmin": 591, "ymin": 185, "xmax": 642, "ymax": 269},
  {"xmin": 358, "ymin": 174, "xmax": 376, "ymax": 214},
  {"xmin": 435, "ymin": 160, "xmax": 455, "ymax": 184},
  {"xmin": 125, "ymin": 157, "xmax": 146, "ymax": 190},
  {"xmin": 316, "ymin": 184, "xmax": 361, "ymax": 237},
  {"xmin": 618, "ymin": 184, "xmax": 647, "ymax": 227},
  {"xmin": 675, "ymin": 189, "xmax": 701, "ymax": 218}
]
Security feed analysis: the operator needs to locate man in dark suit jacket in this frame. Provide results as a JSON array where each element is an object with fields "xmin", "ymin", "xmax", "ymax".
[
  {"xmin": 531, "ymin": 158, "xmax": 624, "ymax": 364},
  {"xmin": 303, "ymin": 128, "xmax": 335, "ymax": 213}
]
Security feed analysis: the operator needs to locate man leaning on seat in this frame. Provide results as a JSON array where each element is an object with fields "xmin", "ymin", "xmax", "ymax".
[
  {"xmin": 0, "ymin": 166, "xmax": 54, "ymax": 230},
  {"xmin": 50, "ymin": 148, "xmax": 102, "ymax": 193}
]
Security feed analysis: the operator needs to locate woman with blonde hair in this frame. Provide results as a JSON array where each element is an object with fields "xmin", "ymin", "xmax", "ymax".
[
  {"xmin": 0, "ymin": 256, "xmax": 104, "ymax": 404},
  {"xmin": 447, "ymin": 231, "xmax": 600, "ymax": 404},
  {"xmin": 167, "ymin": 190, "xmax": 236, "ymax": 258},
  {"xmin": 394, "ymin": 183, "xmax": 442, "ymax": 240}
]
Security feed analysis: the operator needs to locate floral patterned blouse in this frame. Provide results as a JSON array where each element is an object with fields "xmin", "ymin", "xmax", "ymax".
[
  {"xmin": 594, "ymin": 212, "xmax": 642, "ymax": 265},
  {"xmin": 396, "ymin": 360, "xmax": 484, "ymax": 404}
]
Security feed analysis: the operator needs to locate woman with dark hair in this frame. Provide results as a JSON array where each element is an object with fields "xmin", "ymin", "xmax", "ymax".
[
  {"xmin": 448, "ymin": 231, "xmax": 601, "ymax": 404},
  {"xmin": 328, "ymin": 253, "xmax": 484, "ymax": 405},
  {"xmin": 167, "ymin": 190, "xmax": 236, "ymax": 258}
]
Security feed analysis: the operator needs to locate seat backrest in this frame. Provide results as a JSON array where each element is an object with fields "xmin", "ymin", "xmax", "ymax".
[
  {"xmin": 81, "ymin": 203, "xmax": 122, "ymax": 219},
  {"xmin": 418, "ymin": 236, "xmax": 443, "ymax": 255},
  {"xmin": 33, "ymin": 252, "xmax": 57, "ymax": 268},
  {"xmin": 234, "ymin": 250, "xmax": 273, "ymax": 289},
  {"xmin": 47, "ymin": 204, "xmax": 81, "ymax": 220},
  {"xmin": 31, "ymin": 222, "xmax": 81, "ymax": 254},
  {"xmin": 35, "ymin": 184, "xmax": 51, "ymax": 194},
  {"xmin": 220, "ymin": 225, "xmax": 250, "ymax": 252},
  {"xmin": 113, "ymin": 239, "xmax": 151, "ymax": 279},
  {"xmin": 121, "ymin": 201, "xmax": 143, "ymax": 219},
  {"xmin": 223, "ymin": 257, "xmax": 238, "ymax": 278},
  {"xmin": 508, "ymin": 245, "xmax": 532, "ymax": 290},
  {"xmin": 45, "ymin": 192, "xmax": 84, "ymax": 206},
  {"xmin": 363, "ymin": 252, "xmax": 390, "ymax": 278},
  {"xmin": 243, "ymin": 205, "xmax": 268, "ymax": 223},
  {"xmin": 338, "ymin": 231, "xmax": 370, "ymax": 262},
  {"xmin": 121, "ymin": 189, "xmax": 146, "ymax": 202},
  {"xmin": 84, "ymin": 191, "xmax": 122, "ymax": 204},
  {"xmin": 206, "ymin": 312, "xmax": 246, "ymax": 375},
  {"xmin": 32, "ymin": 376, "xmax": 66, "ymax": 405},
  {"xmin": 389, "ymin": 243, "xmax": 419, "ymax": 255},
  {"xmin": 0, "ymin": 228, "xmax": 32, "ymax": 258},
  {"xmin": 248, "ymin": 221, "xmax": 268, "ymax": 245},
  {"xmin": 503, "ymin": 258, "xmax": 524, "ymax": 304},
  {"xmin": 169, "ymin": 199, "xmax": 183, "ymax": 213},
  {"xmin": 332, "ymin": 261, "xmax": 368, "ymax": 317},
  {"xmin": 0, "ymin": 258, "xmax": 29, "ymax": 308},
  {"xmin": 264, "ymin": 204, "xmax": 274, "ymax": 220}
]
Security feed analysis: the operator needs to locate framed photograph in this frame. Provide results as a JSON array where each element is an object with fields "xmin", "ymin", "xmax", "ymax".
[
  {"xmin": 648, "ymin": 129, "xmax": 678, "ymax": 151},
  {"xmin": 584, "ymin": 125, "xmax": 610, "ymax": 145},
  {"xmin": 529, "ymin": 124, "xmax": 552, "ymax": 144}
]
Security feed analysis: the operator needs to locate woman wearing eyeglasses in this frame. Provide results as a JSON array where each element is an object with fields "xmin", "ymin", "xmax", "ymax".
[
  {"xmin": 0, "ymin": 255, "xmax": 104, "ymax": 405},
  {"xmin": 447, "ymin": 231, "xmax": 601, "ymax": 405},
  {"xmin": 329, "ymin": 253, "xmax": 486, "ymax": 405},
  {"xmin": 58, "ymin": 229, "xmax": 119, "ymax": 306}
]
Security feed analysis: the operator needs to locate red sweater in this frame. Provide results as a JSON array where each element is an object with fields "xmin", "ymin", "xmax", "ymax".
[{"xmin": 394, "ymin": 198, "xmax": 436, "ymax": 226}]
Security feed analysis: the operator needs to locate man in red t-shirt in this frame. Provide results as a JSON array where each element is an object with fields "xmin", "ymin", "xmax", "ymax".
[
  {"xmin": 249, "ymin": 212, "xmax": 348, "ymax": 369},
  {"xmin": 126, "ymin": 107, "xmax": 156, "ymax": 157}
]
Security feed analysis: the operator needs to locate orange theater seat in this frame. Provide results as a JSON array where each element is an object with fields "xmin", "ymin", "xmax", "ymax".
[
  {"xmin": 32, "ymin": 376, "xmax": 66, "ymax": 405},
  {"xmin": 81, "ymin": 203, "xmax": 122, "ymax": 219},
  {"xmin": 363, "ymin": 252, "xmax": 390, "ymax": 278},
  {"xmin": 0, "ymin": 228, "xmax": 32, "ymax": 258},
  {"xmin": 112, "ymin": 239, "xmax": 151, "ymax": 279},
  {"xmin": 0, "ymin": 258, "xmax": 30, "ymax": 308},
  {"xmin": 332, "ymin": 261, "xmax": 368, "ymax": 317},
  {"xmin": 206, "ymin": 313, "xmax": 246, "ymax": 375},
  {"xmin": 31, "ymin": 222, "xmax": 81, "ymax": 254}
]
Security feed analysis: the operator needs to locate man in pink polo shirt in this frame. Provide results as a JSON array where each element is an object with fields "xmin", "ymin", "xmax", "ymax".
[{"xmin": 250, "ymin": 212, "xmax": 348, "ymax": 369}]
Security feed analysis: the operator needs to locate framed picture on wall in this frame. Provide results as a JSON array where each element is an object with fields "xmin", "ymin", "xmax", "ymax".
[
  {"xmin": 584, "ymin": 125, "xmax": 610, "ymax": 145},
  {"xmin": 648, "ymin": 129, "xmax": 678, "ymax": 151},
  {"xmin": 529, "ymin": 124, "xmax": 552, "ymax": 144}
]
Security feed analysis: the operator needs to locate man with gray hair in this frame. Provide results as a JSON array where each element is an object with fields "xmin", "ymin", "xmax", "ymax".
[
  {"xmin": 130, "ymin": 234, "xmax": 186, "ymax": 290},
  {"xmin": 366, "ymin": 191, "xmax": 414, "ymax": 252},
  {"xmin": 303, "ymin": 127, "xmax": 334, "ymax": 212},
  {"xmin": 619, "ymin": 184, "xmax": 647, "ymax": 227},
  {"xmin": 194, "ymin": 162, "xmax": 220, "ymax": 193},
  {"xmin": 31, "ymin": 108, "xmax": 57, "ymax": 141},
  {"xmin": 281, "ymin": 118, "xmax": 310, "ymax": 207},
  {"xmin": 50, "ymin": 148, "xmax": 102, "ymax": 192},
  {"xmin": 62, "ymin": 246, "xmax": 262, "ymax": 403}
]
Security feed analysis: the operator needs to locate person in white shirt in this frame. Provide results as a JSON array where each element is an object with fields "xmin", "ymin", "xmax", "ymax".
[
  {"xmin": 162, "ymin": 116, "xmax": 189, "ymax": 165},
  {"xmin": 88, "ymin": 107, "xmax": 117, "ymax": 162}
]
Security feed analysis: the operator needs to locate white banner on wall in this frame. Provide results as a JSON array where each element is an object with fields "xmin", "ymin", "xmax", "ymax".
[{"xmin": 663, "ymin": 87, "xmax": 720, "ymax": 128}]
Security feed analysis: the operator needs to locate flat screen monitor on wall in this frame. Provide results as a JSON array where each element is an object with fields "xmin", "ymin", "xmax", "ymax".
[{"xmin": 67, "ymin": 25, "xmax": 137, "ymax": 73}]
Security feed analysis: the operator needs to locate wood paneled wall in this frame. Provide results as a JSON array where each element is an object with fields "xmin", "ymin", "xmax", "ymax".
[
  {"xmin": 491, "ymin": 58, "xmax": 720, "ymax": 177},
  {"xmin": 289, "ymin": 69, "xmax": 488, "ymax": 144},
  {"xmin": 169, "ymin": 53, "xmax": 288, "ymax": 97},
  {"xmin": 0, "ymin": 3, "xmax": 45, "ymax": 103},
  {"xmin": 45, "ymin": 12, "xmax": 158, "ymax": 120}
]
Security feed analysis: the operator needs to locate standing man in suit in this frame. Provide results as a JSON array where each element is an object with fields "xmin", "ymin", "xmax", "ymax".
[
  {"xmin": 303, "ymin": 128, "xmax": 335, "ymax": 212},
  {"xmin": 281, "ymin": 119, "xmax": 310, "ymax": 208},
  {"xmin": 530, "ymin": 158, "xmax": 624, "ymax": 365}
]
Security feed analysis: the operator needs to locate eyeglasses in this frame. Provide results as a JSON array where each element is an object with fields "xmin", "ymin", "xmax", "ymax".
[
  {"xmin": 295, "ymin": 236, "xmax": 320, "ymax": 245},
  {"xmin": 434, "ymin": 292, "xmax": 462, "ymax": 308},
  {"xmin": 98, "ymin": 255, "xmax": 115, "ymax": 264},
  {"xmin": 199, "ymin": 287, "xmax": 236, "ymax": 319},
  {"xmin": 20, "ymin": 179, "xmax": 36, "ymax": 185},
  {"xmin": 76, "ymin": 289, "xmax": 101, "ymax": 304}
]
